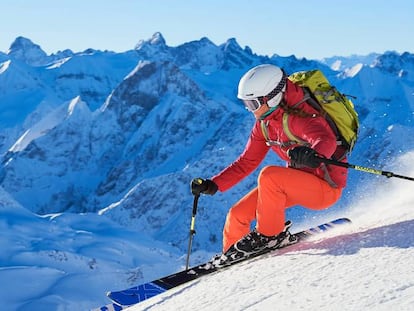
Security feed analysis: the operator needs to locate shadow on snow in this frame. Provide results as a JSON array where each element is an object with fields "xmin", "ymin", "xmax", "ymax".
[{"xmin": 280, "ymin": 219, "xmax": 414, "ymax": 257}]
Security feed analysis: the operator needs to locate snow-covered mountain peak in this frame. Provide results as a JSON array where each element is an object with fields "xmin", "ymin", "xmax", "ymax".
[
  {"xmin": 222, "ymin": 38, "xmax": 242, "ymax": 50},
  {"xmin": 372, "ymin": 51, "xmax": 414, "ymax": 81},
  {"xmin": 67, "ymin": 96, "xmax": 91, "ymax": 117},
  {"xmin": 7, "ymin": 36, "xmax": 49, "ymax": 66},
  {"xmin": 199, "ymin": 36, "xmax": 214, "ymax": 45},
  {"xmin": 135, "ymin": 32, "xmax": 167, "ymax": 50},
  {"xmin": 134, "ymin": 32, "xmax": 170, "ymax": 61},
  {"xmin": 149, "ymin": 32, "xmax": 166, "ymax": 46},
  {"xmin": 221, "ymin": 37, "xmax": 255, "ymax": 57},
  {"xmin": 219, "ymin": 37, "xmax": 259, "ymax": 69},
  {"xmin": 104, "ymin": 60, "xmax": 205, "ymax": 134}
]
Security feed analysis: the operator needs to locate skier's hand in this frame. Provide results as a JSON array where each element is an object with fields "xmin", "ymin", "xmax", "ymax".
[
  {"xmin": 288, "ymin": 146, "xmax": 321, "ymax": 168},
  {"xmin": 191, "ymin": 178, "xmax": 218, "ymax": 196}
]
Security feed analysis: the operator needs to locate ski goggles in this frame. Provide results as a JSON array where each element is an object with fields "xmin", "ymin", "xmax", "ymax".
[
  {"xmin": 241, "ymin": 73, "xmax": 287, "ymax": 112},
  {"xmin": 242, "ymin": 98, "xmax": 265, "ymax": 112}
]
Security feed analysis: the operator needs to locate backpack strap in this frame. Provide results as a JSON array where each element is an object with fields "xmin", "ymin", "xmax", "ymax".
[
  {"xmin": 281, "ymin": 91, "xmax": 314, "ymax": 147},
  {"xmin": 260, "ymin": 120, "xmax": 297, "ymax": 147},
  {"xmin": 291, "ymin": 87, "xmax": 347, "ymax": 160},
  {"xmin": 282, "ymin": 113, "xmax": 310, "ymax": 146}
]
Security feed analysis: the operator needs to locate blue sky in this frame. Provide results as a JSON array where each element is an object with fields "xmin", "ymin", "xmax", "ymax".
[{"xmin": 1, "ymin": 0, "xmax": 413, "ymax": 59}]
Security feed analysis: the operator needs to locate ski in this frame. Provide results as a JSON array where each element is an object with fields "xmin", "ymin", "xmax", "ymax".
[{"xmin": 94, "ymin": 217, "xmax": 351, "ymax": 310}]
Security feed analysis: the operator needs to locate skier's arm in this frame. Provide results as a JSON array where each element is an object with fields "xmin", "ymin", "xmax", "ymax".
[{"xmin": 211, "ymin": 130, "xmax": 269, "ymax": 192}]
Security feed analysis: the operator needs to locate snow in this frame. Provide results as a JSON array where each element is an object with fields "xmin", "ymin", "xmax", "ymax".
[
  {"xmin": 9, "ymin": 102, "xmax": 68, "ymax": 152},
  {"xmin": 0, "ymin": 152, "xmax": 413, "ymax": 310},
  {"xmin": 46, "ymin": 57, "xmax": 71, "ymax": 69},
  {"xmin": 8, "ymin": 96, "xmax": 91, "ymax": 153},
  {"xmin": 130, "ymin": 245, "xmax": 414, "ymax": 311},
  {"xmin": 0, "ymin": 60, "xmax": 11, "ymax": 74},
  {"xmin": 0, "ymin": 190, "xmax": 182, "ymax": 310},
  {"xmin": 0, "ymin": 33, "xmax": 413, "ymax": 311},
  {"xmin": 125, "ymin": 154, "xmax": 414, "ymax": 311},
  {"xmin": 344, "ymin": 63, "xmax": 363, "ymax": 77}
]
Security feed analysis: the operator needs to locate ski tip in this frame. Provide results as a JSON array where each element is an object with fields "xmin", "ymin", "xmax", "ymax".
[
  {"xmin": 332, "ymin": 217, "xmax": 352, "ymax": 224},
  {"xmin": 92, "ymin": 302, "xmax": 124, "ymax": 311},
  {"xmin": 296, "ymin": 217, "xmax": 352, "ymax": 239}
]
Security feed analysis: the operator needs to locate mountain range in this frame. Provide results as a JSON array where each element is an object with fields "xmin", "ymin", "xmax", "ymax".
[{"xmin": 1, "ymin": 32, "xmax": 414, "ymax": 256}]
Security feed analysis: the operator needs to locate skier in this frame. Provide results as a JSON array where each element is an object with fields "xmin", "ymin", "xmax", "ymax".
[{"xmin": 191, "ymin": 64, "xmax": 347, "ymax": 263}]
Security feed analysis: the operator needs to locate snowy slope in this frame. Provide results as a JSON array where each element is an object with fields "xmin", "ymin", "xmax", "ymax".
[
  {"xmin": 124, "ymin": 152, "xmax": 414, "ymax": 311},
  {"xmin": 0, "ymin": 187, "xmax": 184, "ymax": 311}
]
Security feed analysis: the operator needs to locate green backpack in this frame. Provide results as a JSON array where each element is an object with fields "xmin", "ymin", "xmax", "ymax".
[{"xmin": 286, "ymin": 69, "xmax": 359, "ymax": 158}]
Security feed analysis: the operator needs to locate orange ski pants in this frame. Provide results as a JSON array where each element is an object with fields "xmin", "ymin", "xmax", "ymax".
[{"xmin": 222, "ymin": 166, "xmax": 342, "ymax": 252}]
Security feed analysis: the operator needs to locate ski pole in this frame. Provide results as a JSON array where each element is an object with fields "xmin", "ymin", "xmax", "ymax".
[
  {"xmin": 185, "ymin": 193, "xmax": 200, "ymax": 270},
  {"xmin": 319, "ymin": 157, "xmax": 414, "ymax": 181}
]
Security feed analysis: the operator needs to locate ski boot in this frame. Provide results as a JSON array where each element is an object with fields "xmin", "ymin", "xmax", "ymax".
[{"xmin": 212, "ymin": 221, "xmax": 297, "ymax": 267}]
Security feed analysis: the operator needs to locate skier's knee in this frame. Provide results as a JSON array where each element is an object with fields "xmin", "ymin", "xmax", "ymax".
[{"xmin": 258, "ymin": 165, "xmax": 278, "ymax": 184}]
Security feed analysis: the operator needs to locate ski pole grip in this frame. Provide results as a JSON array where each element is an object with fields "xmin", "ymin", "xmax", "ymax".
[
  {"xmin": 191, "ymin": 178, "xmax": 206, "ymax": 196},
  {"xmin": 192, "ymin": 194, "xmax": 199, "ymax": 217}
]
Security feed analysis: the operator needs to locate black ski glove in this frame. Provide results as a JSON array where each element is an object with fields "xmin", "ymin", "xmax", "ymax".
[
  {"xmin": 191, "ymin": 178, "xmax": 218, "ymax": 196},
  {"xmin": 288, "ymin": 146, "xmax": 321, "ymax": 168}
]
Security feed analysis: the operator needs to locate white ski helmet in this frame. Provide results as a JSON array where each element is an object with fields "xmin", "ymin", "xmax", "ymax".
[{"xmin": 237, "ymin": 64, "xmax": 287, "ymax": 112}]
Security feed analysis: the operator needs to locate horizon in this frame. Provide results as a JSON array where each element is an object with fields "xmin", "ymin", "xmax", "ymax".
[
  {"xmin": 4, "ymin": 33, "xmax": 406, "ymax": 61},
  {"xmin": 1, "ymin": 0, "xmax": 413, "ymax": 59}
]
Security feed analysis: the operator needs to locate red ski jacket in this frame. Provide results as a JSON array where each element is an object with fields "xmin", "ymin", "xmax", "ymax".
[{"xmin": 212, "ymin": 80, "xmax": 348, "ymax": 191}]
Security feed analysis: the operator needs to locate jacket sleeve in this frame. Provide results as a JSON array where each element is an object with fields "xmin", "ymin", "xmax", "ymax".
[{"xmin": 211, "ymin": 125, "xmax": 269, "ymax": 192}]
